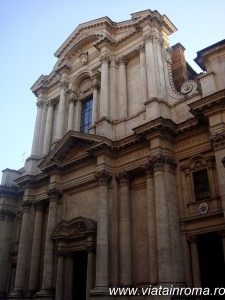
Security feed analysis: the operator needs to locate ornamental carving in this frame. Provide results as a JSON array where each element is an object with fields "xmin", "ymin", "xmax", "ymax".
[
  {"xmin": 144, "ymin": 33, "xmax": 154, "ymax": 44},
  {"xmin": 180, "ymin": 80, "xmax": 198, "ymax": 97},
  {"xmin": 164, "ymin": 46, "xmax": 172, "ymax": 64},
  {"xmin": 116, "ymin": 171, "xmax": 130, "ymax": 187},
  {"xmin": 95, "ymin": 169, "xmax": 112, "ymax": 186},
  {"xmin": 71, "ymin": 221, "xmax": 87, "ymax": 235},
  {"xmin": 0, "ymin": 209, "xmax": 16, "ymax": 221},
  {"xmin": 187, "ymin": 235, "xmax": 198, "ymax": 243},
  {"xmin": 34, "ymin": 200, "xmax": 45, "ymax": 212},
  {"xmin": 166, "ymin": 156, "xmax": 177, "ymax": 173},
  {"xmin": 78, "ymin": 49, "xmax": 88, "ymax": 65},
  {"xmin": 142, "ymin": 161, "xmax": 154, "ymax": 177},
  {"xmin": 149, "ymin": 153, "xmax": 166, "ymax": 171}
]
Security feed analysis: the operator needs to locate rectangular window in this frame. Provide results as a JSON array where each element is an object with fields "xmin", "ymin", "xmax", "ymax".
[
  {"xmin": 80, "ymin": 97, "xmax": 93, "ymax": 134},
  {"xmin": 193, "ymin": 169, "xmax": 211, "ymax": 201}
]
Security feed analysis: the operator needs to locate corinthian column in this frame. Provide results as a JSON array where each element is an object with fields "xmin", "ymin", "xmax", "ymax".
[
  {"xmin": 138, "ymin": 43, "xmax": 148, "ymax": 103},
  {"xmin": 28, "ymin": 201, "xmax": 45, "ymax": 294},
  {"xmin": 55, "ymin": 79, "xmax": 69, "ymax": 140},
  {"xmin": 31, "ymin": 99, "xmax": 44, "ymax": 156},
  {"xmin": 151, "ymin": 154, "xmax": 172, "ymax": 283},
  {"xmin": 117, "ymin": 56, "xmax": 128, "ymax": 119},
  {"xmin": 143, "ymin": 162, "xmax": 158, "ymax": 284},
  {"xmin": 100, "ymin": 54, "xmax": 110, "ymax": 119},
  {"xmin": 67, "ymin": 92, "xmax": 76, "ymax": 131},
  {"xmin": 116, "ymin": 171, "xmax": 132, "ymax": 286},
  {"xmin": 94, "ymin": 170, "xmax": 111, "ymax": 292},
  {"xmin": 145, "ymin": 32, "xmax": 157, "ymax": 99},
  {"xmin": 37, "ymin": 187, "xmax": 61, "ymax": 297},
  {"xmin": 91, "ymin": 76, "xmax": 100, "ymax": 125},
  {"xmin": 42, "ymin": 99, "xmax": 54, "ymax": 155},
  {"xmin": 10, "ymin": 201, "xmax": 32, "ymax": 297}
]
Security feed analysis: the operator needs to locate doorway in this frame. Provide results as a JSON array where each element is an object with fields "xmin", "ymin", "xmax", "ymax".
[
  {"xmin": 73, "ymin": 250, "xmax": 88, "ymax": 300},
  {"xmin": 197, "ymin": 232, "xmax": 225, "ymax": 298}
]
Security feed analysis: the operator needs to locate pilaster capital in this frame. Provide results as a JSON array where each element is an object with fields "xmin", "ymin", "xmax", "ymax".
[
  {"xmin": 116, "ymin": 171, "xmax": 130, "ymax": 187},
  {"xmin": 57, "ymin": 250, "xmax": 67, "ymax": 257},
  {"xmin": 144, "ymin": 32, "xmax": 154, "ymax": 44},
  {"xmin": 47, "ymin": 187, "xmax": 62, "ymax": 202},
  {"xmin": 95, "ymin": 169, "xmax": 112, "ymax": 186},
  {"xmin": 166, "ymin": 156, "xmax": 177, "ymax": 174},
  {"xmin": 218, "ymin": 230, "xmax": 225, "ymax": 238},
  {"xmin": 67, "ymin": 91, "xmax": 77, "ymax": 103},
  {"xmin": 211, "ymin": 132, "xmax": 225, "ymax": 151},
  {"xmin": 60, "ymin": 78, "xmax": 69, "ymax": 90},
  {"xmin": 100, "ymin": 53, "xmax": 111, "ymax": 64},
  {"xmin": 21, "ymin": 200, "xmax": 33, "ymax": 213},
  {"xmin": 137, "ymin": 42, "xmax": 145, "ymax": 54},
  {"xmin": 116, "ymin": 55, "xmax": 127, "ymax": 66},
  {"xmin": 0, "ymin": 209, "xmax": 16, "ymax": 221}
]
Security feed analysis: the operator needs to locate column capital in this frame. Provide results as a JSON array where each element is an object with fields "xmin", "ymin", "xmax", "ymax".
[
  {"xmin": 95, "ymin": 169, "xmax": 112, "ymax": 186},
  {"xmin": 116, "ymin": 171, "xmax": 130, "ymax": 187},
  {"xmin": 36, "ymin": 99, "xmax": 45, "ymax": 108},
  {"xmin": 60, "ymin": 78, "xmax": 69, "ymax": 90},
  {"xmin": 67, "ymin": 91, "xmax": 77, "ymax": 103},
  {"xmin": 211, "ymin": 132, "xmax": 225, "ymax": 151},
  {"xmin": 137, "ymin": 42, "xmax": 145, "ymax": 54},
  {"xmin": 116, "ymin": 55, "xmax": 127, "ymax": 66},
  {"xmin": 57, "ymin": 250, "xmax": 67, "ymax": 257},
  {"xmin": 187, "ymin": 234, "xmax": 198, "ymax": 243},
  {"xmin": 34, "ymin": 200, "xmax": 46, "ymax": 212},
  {"xmin": 218, "ymin": 230, "xmax": 225, "ymax": 237},
  {"xmin": 21, "ymin": 200, "xmax": 33, "ymax": 213},
  {"xmin": 47, "ymin": 98, "xmax": 55, "ymax": 108},
  {"xmin": 47, "ymin": 187, "xmax": 62, "ymax": 202},
  {"xmin": 144, "ymin": 32, "xmax": 154, "ymax": 44},
  {"xmin": 142, "ymin": 161, "xmax": 154, "ymax": 177},
  {"xmin": 149, "ymin": 153, "xmax": 166, "ymax": 172},
  {"xmin": 100, "ymin": 53, "xmax": 111, "ymax": 64}
]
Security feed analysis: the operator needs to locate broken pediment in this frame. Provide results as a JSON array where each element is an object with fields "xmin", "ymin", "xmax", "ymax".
[{"xmin": 38, "ymin": 131, "xmax": 107, "ymax": 170}]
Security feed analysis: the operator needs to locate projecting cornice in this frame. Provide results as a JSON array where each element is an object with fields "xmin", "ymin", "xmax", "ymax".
[{"xmin": 189, "ymin": 89, "xmax": 225, "ymax": 115}]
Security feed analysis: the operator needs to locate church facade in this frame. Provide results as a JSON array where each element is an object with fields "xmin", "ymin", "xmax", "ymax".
[{"xmin": 0, "ymin": 9, "xmax": 225, "ymax": 300}]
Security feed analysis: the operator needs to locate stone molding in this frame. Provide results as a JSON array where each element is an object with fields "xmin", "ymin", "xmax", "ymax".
[{"xmin": 95, "ymin": 169, "xmax": 112, "ymax": 186}]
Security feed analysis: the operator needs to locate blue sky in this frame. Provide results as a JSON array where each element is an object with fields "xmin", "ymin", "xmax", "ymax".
[{"xmin": 1, "ymin": 0, "xmax": 225, "ymax": 182}]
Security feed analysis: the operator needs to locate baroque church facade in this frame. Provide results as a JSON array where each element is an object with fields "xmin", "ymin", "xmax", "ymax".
[{"xmin": 0, "ymin": 9, "xmax": 225, "ymax": 300}]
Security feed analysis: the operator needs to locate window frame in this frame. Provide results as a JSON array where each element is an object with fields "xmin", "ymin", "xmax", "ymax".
[{"xmin": 80, "ymin": 96, "xmax": 93, "ymax": 134}]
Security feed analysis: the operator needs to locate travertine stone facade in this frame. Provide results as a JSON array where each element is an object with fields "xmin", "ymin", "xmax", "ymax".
[{"xmin": 0, "ymin": 10, "xmax": 225, "ymax": 300}]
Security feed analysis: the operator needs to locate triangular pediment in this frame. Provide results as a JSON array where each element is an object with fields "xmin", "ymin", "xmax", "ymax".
[{"xmin": 38, "ymin": 131, "xmax": 109, "ymax": 170}]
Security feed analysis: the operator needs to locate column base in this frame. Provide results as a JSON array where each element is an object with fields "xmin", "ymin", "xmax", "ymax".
[
  {"xmin": 8, "ymin": 289, "xmax": 24, "ymax": 299},
  {"xmin": 34, "ymin": 288, "xmax": 54, "ymax": 300},
  {"xmin": 90, "ymin": 286, "xmax": 111, "ymax": 299}
]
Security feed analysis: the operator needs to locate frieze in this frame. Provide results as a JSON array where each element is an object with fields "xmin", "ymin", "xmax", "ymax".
[
  {"xmin": 175, "ymin": 133, "xmax": 209, "ymax": 151},
  {"xmin": 115, "ymin": 149, "xmax": 149, "ymax": 166},
  {"xmin": 63, "ymin": 165, "xmax": 95, "ymax": 182}
]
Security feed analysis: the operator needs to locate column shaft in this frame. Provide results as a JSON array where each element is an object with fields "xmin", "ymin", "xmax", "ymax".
[
  {"xmin": 42, "ymin": 100, "xmax": 54, "ymax": 155},
  {"xmin": 189, "ymin": 236, "xmax": 201, "ymax": 286},
  {"xmin": 95, "ymin": 170, "xmax": 111, "ymax": 289},
  {"xmin": 67, "ymin": 98, "xmax": 75, "ymax": 131},
  {"xmin": 55, "ymin": 79, "xmax": 68, "ymax": 140},
  {"xmin": 153, "ymin": 155, "xmax": 172, "ymax": 283},
  {"xmin": 145, "ymin": 34, "xmax": 157, "ymax": 99},
  {"xmin": 155, "ymin": 37, "xmax": 166, "ymax": 99},
  {"xmin": 138, "ymin": 44, "xmax": 148, "ymax": 103},
  {"xmin": 55, "ymin": 253, "xmax": 64, "ymax": 300},
  {"xmin": 86, "ymin": 249, "xmax": 94, "ymax": 300},
  {"xmin": 100, "ymin": 54, "xmax": 110, "ymax": 119},
  {"xmin": 10, "ymin": 201, "xmax": 32, "ymax": 296},
  {"xmin": 64, "ymin": 254, "xmax": 73, "ymax": 300},
  {"xmin": 146, "ymin": 167, "xmax": 158, "ymax": 284},
  {"xmin": 28, "ymin": 201, "xmax": 44, "ymax": 292},
  {"xmin": 31, "ymin": 99, "xmax": 44, "ymax": 156},
  {"xmin": 118, "ymin": 172, "xmax": 132, "ymax": 286},
  {"xmin": 38, "ymin": 103, "xmax": 47, "ymax": 156},
  {"xmin": 38, "ymin": 188, "xmax": 61, "ymax": 295},
  {"xmin": 117, "ymin": 57, "xmax": 127, "ymax": 119},
  {"xmin": 92, "ymin": 86, "xmax": 98, "ymax": 125},
  {"xmin": 74, "ymin": 100, "xmax": 81, "ymax": 131}
]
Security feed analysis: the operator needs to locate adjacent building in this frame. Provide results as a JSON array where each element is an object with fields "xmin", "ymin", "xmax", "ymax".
[{"xmin": 0, "ymin": 9, "xmax": 225, "ymax": 300}]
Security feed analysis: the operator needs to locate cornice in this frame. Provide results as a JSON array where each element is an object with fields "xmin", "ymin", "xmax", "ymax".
[
  {"xmin": 0, "ymin": 185, "xmax": 22, "ymax": 197},
  {"xmin": 189, "ymin": 89, "xmax": 225, "ymax": 115}
]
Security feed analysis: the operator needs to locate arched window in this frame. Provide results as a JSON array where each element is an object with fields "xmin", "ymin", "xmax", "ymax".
[{"xmin": 80, "ymin": 97, "xmax": 93, "ymax": 133}]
